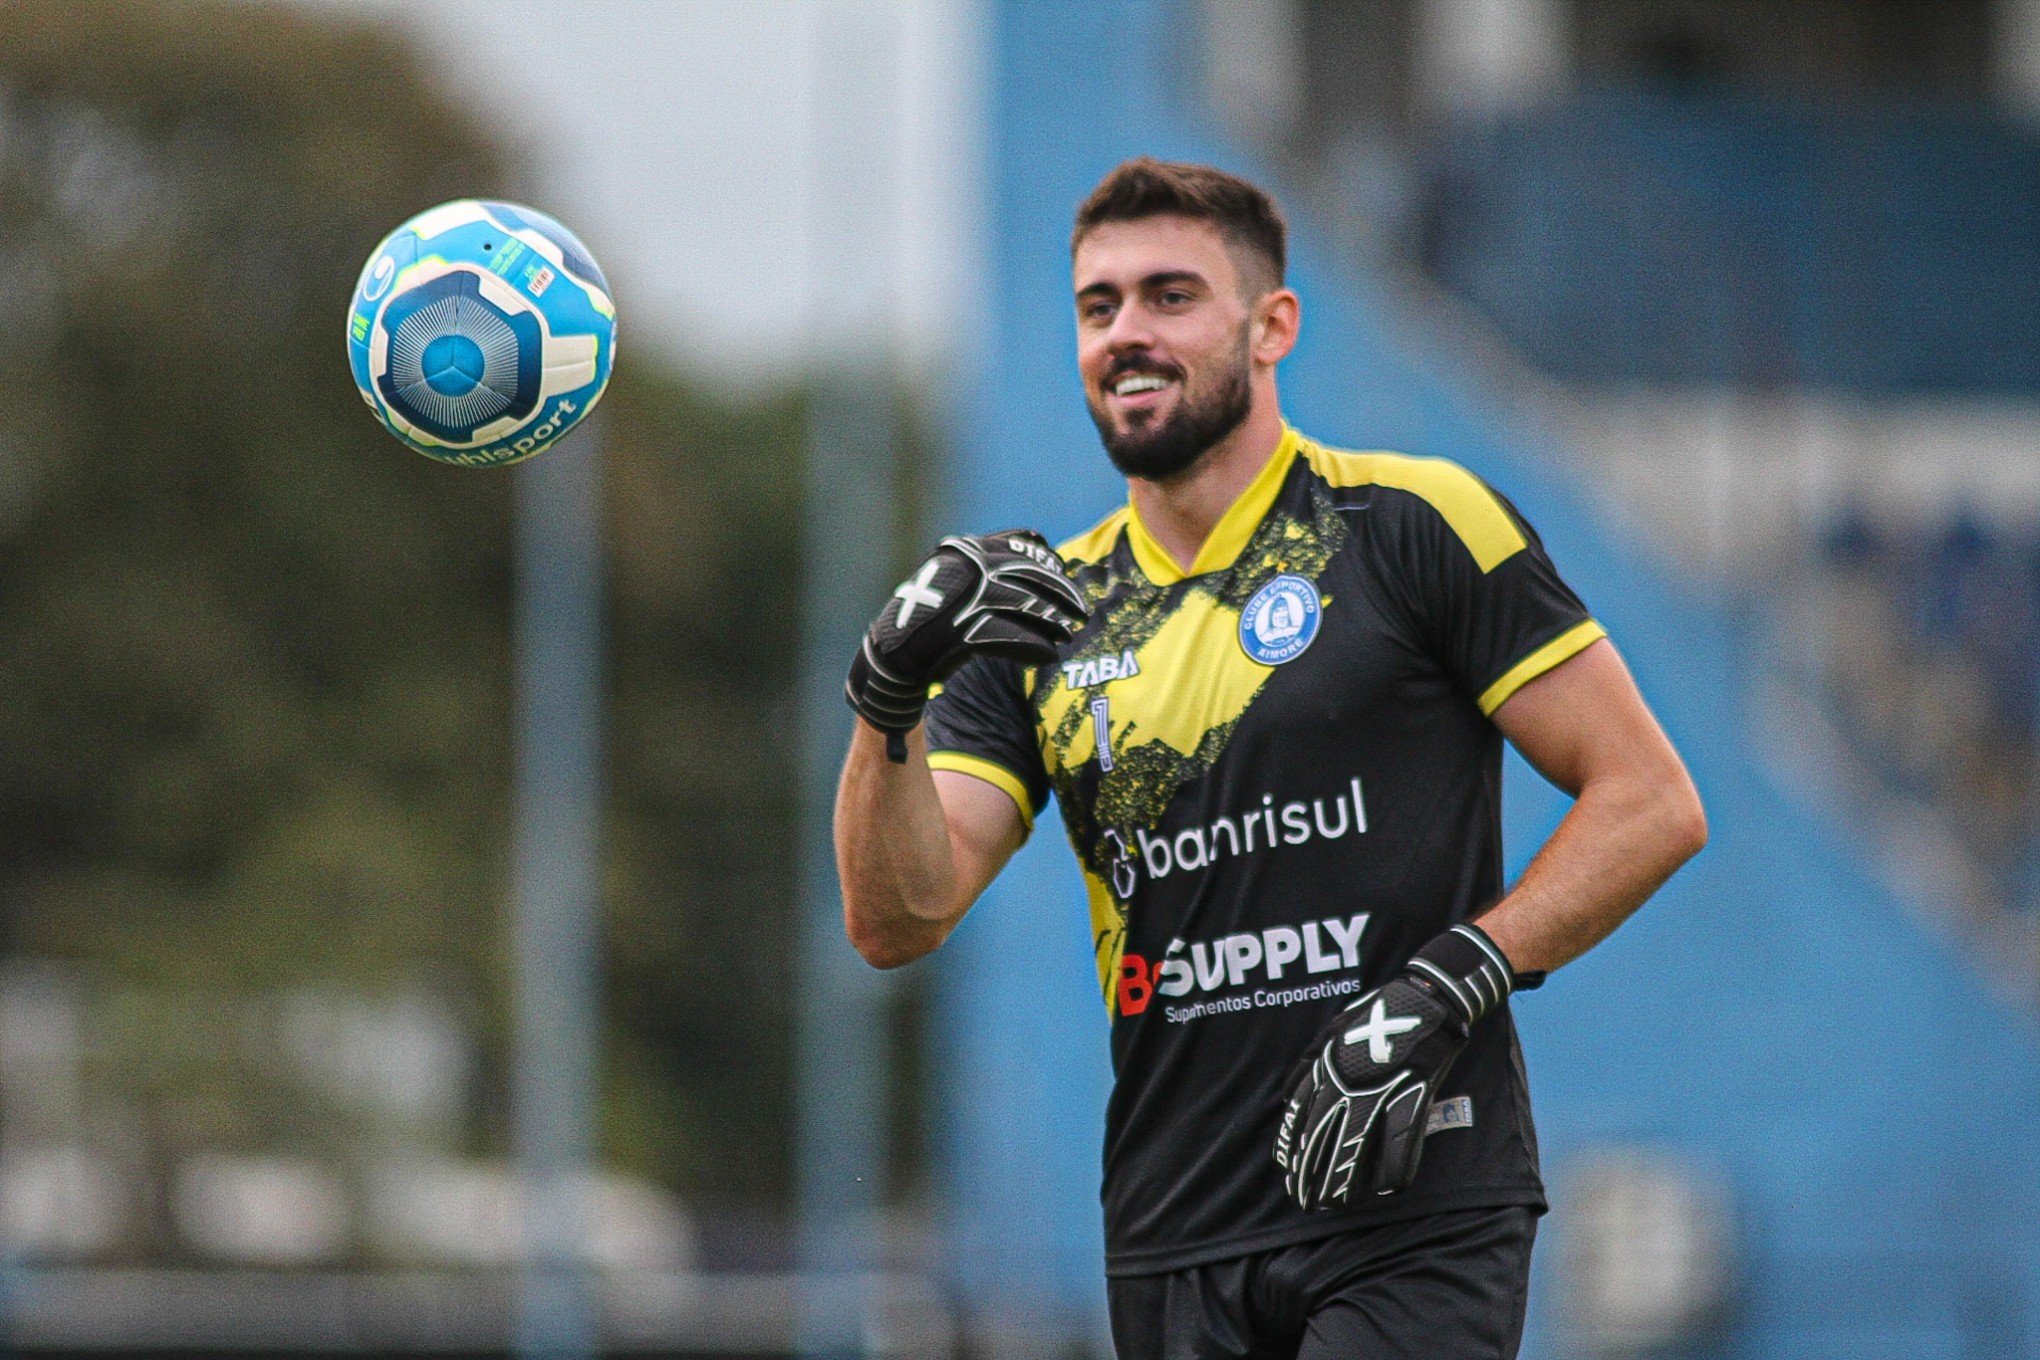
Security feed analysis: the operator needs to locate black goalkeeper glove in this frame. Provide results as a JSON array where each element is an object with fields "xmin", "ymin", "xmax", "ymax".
[
  {"xmin": 846, "ymin": 530, "xmax": 1087, "ymax": 761},
  {"xmin": 1274, "ymin": 922, "xmax": 1531, "ymax": 1211}
]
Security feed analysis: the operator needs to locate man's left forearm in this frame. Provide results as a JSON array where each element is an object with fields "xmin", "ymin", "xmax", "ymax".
[
  {"xmin": 1476, "ymin": 765, "xmax": 1706, "ymax": 977},
  {"xmin": 1474, "ymin": 639, "xmax": 1706, "ymax": 978}
]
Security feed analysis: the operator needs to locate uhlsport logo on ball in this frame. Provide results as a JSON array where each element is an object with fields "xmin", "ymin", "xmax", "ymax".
[{"xmin": 347, "ymin": 200, "xmax": 616, "ymax": 467}]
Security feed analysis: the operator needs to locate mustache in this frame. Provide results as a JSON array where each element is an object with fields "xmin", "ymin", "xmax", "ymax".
[{"xmin": 1104, "ymin": 354, "xmax": 1184, "ymax": 384}]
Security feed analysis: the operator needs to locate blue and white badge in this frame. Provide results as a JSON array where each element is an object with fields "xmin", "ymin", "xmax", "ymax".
[{"xmin": 1239, "ymin": 573, "xmax": 1322, "ymax": 664}]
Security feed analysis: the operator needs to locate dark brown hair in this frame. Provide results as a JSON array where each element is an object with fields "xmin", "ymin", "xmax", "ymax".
[{"xmin": 1070, "ymin": 156, "xmax": 1288, "ymax": 293}]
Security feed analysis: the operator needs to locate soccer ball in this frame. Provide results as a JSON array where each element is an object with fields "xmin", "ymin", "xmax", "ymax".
[{"xmin": 347, "ymin": 200, "xmax": 616, "ymax": 467}]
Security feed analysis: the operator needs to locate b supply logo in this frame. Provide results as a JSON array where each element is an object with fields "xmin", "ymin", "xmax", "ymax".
[{"xmin": 1116, "ymin": 912, "xmax": 1370, "ymax": 1019}]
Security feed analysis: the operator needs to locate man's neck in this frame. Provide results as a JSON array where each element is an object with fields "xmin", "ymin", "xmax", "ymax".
[{"xmin": 1128, "ymin": 400, "xmax": 1287, "ymax": 573}]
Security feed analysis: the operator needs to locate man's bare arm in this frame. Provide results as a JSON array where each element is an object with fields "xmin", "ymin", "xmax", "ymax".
[
  {"xmin": 1478, "ymin": 639, "xmax": 1707, "ymax": 976},
  {"xmin": 834, "ymin": 721, "xmax": 1029, "ymax": 969},
  {"xmin": 834, "ymin": 528, "xmax": 1084, "ymax": 969},
  {"xmin": 1276, "ymin": 636, "xmax": 1702, "ymax": 1206}
]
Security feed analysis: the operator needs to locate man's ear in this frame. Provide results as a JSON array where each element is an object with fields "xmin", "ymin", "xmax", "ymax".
[{"xmin": 1253, "ymin": 288, "xmax": 1301, "ymax": 366}]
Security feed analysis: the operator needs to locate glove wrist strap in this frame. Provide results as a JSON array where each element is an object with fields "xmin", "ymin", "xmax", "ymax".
[
  {"xmin": 845, "ymin": 641, "xmax": 929, "ymax": 763},
  {"xmin": 1406, "ymin": 923, "xmax": 1518, "ymax": 1030}
]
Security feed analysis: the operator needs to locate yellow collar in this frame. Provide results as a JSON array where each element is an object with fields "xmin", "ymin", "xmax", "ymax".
[{"xmin": 1126, "ymin": 425, "xmax": 1302, "ymax": 586}]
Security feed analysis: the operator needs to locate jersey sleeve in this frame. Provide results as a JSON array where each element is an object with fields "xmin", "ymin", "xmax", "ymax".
[
  {"xmin": 923, "ymin": 654, "xmax": 1050, "ymax": 831},
  {"xmin": 1389, "ymin": 473, "xmax": 1604, "ymax": 717}
]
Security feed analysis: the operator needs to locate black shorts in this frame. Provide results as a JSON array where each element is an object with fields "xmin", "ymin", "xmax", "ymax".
[{"xmin": 1107, "ymin": 1206, "xmax": 1537, "ymax": 1360}]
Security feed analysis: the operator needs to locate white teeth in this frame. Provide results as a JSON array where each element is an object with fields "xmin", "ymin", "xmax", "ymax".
[{"xmin": 1114, "ymin": 374, "xmax": 1170, "ymax": 396}]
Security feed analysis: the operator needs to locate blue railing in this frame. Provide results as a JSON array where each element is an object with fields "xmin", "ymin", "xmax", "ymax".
[{"xmin": 1420, "ymin": 90, "xmax": 2040, "ymax": 393}]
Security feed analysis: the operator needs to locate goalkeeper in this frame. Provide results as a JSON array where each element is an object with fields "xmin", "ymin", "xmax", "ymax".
[{"xmin": 835, "ymin": 158, "xmax": 1705, "ymax": 1360}]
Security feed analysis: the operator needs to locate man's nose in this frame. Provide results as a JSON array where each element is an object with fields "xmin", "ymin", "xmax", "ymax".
[{"xmin": 1105, "ymin": 302, "xmax": 1158, "ymax": 352}]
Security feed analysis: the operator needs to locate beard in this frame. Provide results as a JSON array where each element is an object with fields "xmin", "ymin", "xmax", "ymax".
[{"xmin": 1088, "ymin": 334, "xmax": 1253, "ymax": 481}]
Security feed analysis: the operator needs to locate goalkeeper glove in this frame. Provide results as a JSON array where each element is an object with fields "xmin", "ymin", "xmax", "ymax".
[
  {"xmin": 846, "ymin": 530, "xmax": 1087, "ymax": 761},
  {"xmin": 1274, "ymin": 922, "xmax": 1528, "ymax": 1211}
]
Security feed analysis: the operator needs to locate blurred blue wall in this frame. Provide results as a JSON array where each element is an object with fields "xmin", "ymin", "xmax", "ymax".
[{"xmin": 933, "ymin": 2, "xmax": 2040, "ymax": 1354}]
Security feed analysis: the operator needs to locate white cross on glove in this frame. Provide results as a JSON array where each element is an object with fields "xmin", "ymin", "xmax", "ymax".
[
  {"xmin": 846, "ymin": 530, "xmax": 1088, "ymax": 761},
  {"xmin": 1274, "ymin": 924, "xmax": 1517, "ymax": 1210}
]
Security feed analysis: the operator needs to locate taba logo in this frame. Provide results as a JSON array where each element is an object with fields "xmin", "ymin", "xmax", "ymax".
[{"xmin": 1061, "ymin": 649, "xmax": 1140, "ymax": 689}]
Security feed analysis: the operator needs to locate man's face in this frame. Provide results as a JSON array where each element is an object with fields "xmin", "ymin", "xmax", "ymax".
[{"xmin": 1073, "ymin": 215, "xmax": 1260, "ymax": 480}]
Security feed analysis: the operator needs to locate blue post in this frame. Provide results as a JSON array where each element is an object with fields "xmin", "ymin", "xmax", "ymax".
[
  {"xmin": 512, "ymin": 424, "xmax": 603, "ymax": 1360},
  {"xmin": 795, "ymin": 8, "xmax": 899, "ymax": 1358}
]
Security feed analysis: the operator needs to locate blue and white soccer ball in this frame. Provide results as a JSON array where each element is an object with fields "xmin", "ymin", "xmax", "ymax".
[{"xmin": 347, "ymin": 200, "xmax": 616, "ymax": 467}]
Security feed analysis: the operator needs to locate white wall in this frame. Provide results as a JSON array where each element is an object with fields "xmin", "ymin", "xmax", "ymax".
[
  {"xmin": 1565, "ymin": 393, "xmax": 2040, "ymax": 581},
  {"xmin": 1996, "ymin": 0, "xmax": 2040, "ymax": 117},
  {"xmin": 1412, "ymin": 0, "xmax": 1568, "ymax": 112},
  {"xmin": 302, "ymin": 0, "xmax": 982, "ymax": 386}
]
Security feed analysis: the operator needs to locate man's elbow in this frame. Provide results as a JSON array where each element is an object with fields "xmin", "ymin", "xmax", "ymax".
[
  {"xmin": 849, "ymin": 933, "xmax": 926, "ymax": 971},
  {"xmin": 845, "ymin": 914, "xmax": 941, "ymax": 971},
  {"xmin": 1661, "ymin": 773, "xmax": 1708, "ymax": 865}
]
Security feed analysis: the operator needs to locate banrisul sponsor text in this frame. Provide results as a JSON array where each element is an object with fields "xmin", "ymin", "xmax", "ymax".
[{"xmin": 1133, "ymin": 776, "xmax": 1366, "ymax": 883}]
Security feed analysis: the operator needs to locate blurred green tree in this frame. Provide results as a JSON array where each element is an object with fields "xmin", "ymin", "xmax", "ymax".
[{"xmin": 0, "ymin": 0, "xmax": 803, "ymax": 1240}]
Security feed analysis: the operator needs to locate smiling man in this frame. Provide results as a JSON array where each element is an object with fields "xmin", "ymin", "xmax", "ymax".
[{"xmin": 836, "ymin": 158, "xmax": 1706, "ymax": 1359}]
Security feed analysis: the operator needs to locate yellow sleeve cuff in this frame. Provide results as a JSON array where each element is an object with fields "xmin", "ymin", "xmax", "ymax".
[
  {"xmin": 1477, "ymin": 620, "xmax": 1607, "ymax": 716},
  {"xmin": 927, "ymin": 751, "xmax": 1037, "ymax": 831}
]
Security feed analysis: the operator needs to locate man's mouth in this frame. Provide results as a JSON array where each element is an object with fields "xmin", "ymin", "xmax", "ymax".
[{"xmin": 1110, "ymin": 371, "xmax": 1176, "ymax": 398}]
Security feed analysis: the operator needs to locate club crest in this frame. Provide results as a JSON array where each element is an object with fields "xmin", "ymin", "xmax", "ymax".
[{"xmin": 1239, "ymin": 574, "xmax": 1321, "ymax": 665}]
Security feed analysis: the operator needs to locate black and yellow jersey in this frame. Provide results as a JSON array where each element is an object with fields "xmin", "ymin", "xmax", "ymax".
[{"xmin": 924, "ymin": 425, "xmax": 1602, "ymax": 1275}]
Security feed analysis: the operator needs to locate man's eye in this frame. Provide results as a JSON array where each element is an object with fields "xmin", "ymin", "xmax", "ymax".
[
  {"xmin": 1082, "ymin": 301, "xmax": 1115, "ymax": 321},
  {"xmin": 1159, "ymin": 290, "xmax": 1192, "ymax": 306}
]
